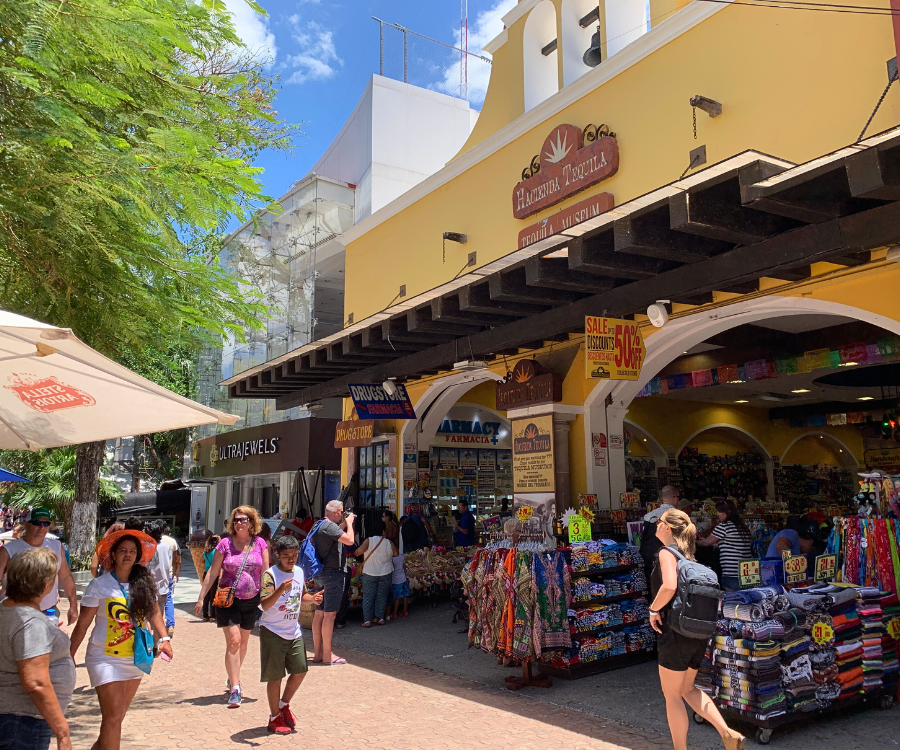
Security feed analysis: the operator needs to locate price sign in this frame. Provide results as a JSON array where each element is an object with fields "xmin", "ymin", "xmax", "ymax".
[
  {"xmin": 482, "ymin": 516, "xmax": 502, "ymax": 533},
  {"xmin": 610, "ymin": 509, "xmax": 627, "ymax": 522},
  {"xmin": 738, "ymin": 559, "xmax": 762, "ymax": 588},
  {"xmin": 579, "ymin": 494, "xmax": 598, "ymax": 507},
  {"xmin": 784, "ymin": 555, "xmax": 808, "ymax": 584},
  {"xmin": 887, "ymin": 618, "xmax": 900, "ymax": 640},
  {"xmin": 620, "ymin": 492, "xmax": 640, "ymax": 509},
  {"xmin": 568, "ymin": 515, "xmax": 593, "ymax": 543},
  {"xmin": 811, "ymin": 621, "xmax": 834, "ymax": 645},
  {"xmin": 646, "ymin": 503, "xmax": 661, "ymax": 512},
  {"xmin": 516, "ymin": 506, "xmax": 533, "ymax": 522},
  {"xmin": 781, "ymin": 549, "xmax": 792, "ymax": 561},
  {"xmin": 814, "ymin": 554, "xmax": 837, "ymax": 582},
  {"xmin": 579, "ymin": 507, "xmax": 595, "ymax": 523}
]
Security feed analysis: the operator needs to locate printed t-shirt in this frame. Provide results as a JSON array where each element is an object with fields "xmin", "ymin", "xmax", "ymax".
[
  {"xmin": 216, "ymin": 536, "xmax": 267, "ymax": 599},
  {"xmin": 312, "ymin": 520, "xmax": 345, "ymax": 572},
  {"xmin": 148, "ymin": 538, "xmax": 172, "ymax": 596},
  {"xmin": 259, "ymin": 564, "xmax": 305, "ymax": 640},
  {"xmin": 0, "ymin": 603, "xmax": 75, "ymax": 718},
  {"xmin": 712, "ymin": 521, "xmax": 753, "ymax": 577},
  {"xmin": 81, "ymin": 573, "xmax": 140, "ymax": 664},
  {"xmin": 765, "ymin": 529, "xmax": 800, "ymax": 559},
  {"xmin": 2, "ymin": 537, "xmax": 63, "ymax": 611}
]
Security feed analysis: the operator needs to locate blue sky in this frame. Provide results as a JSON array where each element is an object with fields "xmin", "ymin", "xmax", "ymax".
[{"xmin": 227, "ymin": 0, "xmax": 516, "ymax": 204}]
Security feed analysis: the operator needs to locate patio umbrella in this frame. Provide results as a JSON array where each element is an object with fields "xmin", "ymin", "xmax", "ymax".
[
  {"xmin": 0, "ymin": 310, "xmax": 239, "ymax": 449},
  {"xmin": 0, "ymin": 467, "xmax": 30, "ymax": 482}
]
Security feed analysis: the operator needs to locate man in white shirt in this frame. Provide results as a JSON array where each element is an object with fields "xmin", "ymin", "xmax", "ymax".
[
  {"xmin": 160, "ymin": 524, "xmax": 181, "ymax": 638},
  {"xmin": 0, "ymin": 507, "xmax": 79, "ymax": 624},
  {"xmin": 144, "ymin": 519, "xmax": 172, "ymax": 628}
]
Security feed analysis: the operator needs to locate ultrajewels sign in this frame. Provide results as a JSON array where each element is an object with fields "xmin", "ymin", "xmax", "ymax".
[{"xmin": 512, "ymin": 123, "xmax": 619, "ymax": 220}]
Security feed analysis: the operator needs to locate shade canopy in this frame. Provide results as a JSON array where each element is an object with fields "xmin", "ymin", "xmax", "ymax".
[
  {"xmin": 0, "ymin": 467, "xmax": 30, "ymax": 482},
  {"xmin": 0, "ymin": 310, "xmax": 239, "ymax": 450}
]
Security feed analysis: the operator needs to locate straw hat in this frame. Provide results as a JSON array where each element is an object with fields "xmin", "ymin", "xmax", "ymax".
[{"xmin": 96, "ymin": 529, "xmax": 158, "ymax": 572}]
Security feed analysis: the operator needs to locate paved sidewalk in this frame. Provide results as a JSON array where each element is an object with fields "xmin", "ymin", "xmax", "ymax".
[{"xmin": 66, "ymin": 608, "xmax": 683, "ymax": 750}]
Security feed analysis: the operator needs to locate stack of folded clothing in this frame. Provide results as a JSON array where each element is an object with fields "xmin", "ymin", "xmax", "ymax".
[
  {"xmin": 621, "ymin": 597, "xmax": 649, "ymax": 624},
  {"xmin": 712, "ymin": 635, "xmax": 787, "ymax": 720},
  {"xmin": 857, "ymin": 587, "xmax": 884, "ymax": 693},
  {"xmin": 807, "ymin": 612, "xmax": 839, "ymax": 708},
  {"xmin": 834, "ymin": 619, "xmax": 864, "ymax": 701},
  {"xmin": 570, "ymin": 545, "xmax": 590, "ymax": 572},
  {"xmin": 881, "ymin": 593, "xmax": 899, "ymax": 692},
  {"xmin": 781, "ymin": 636, "xmax": 818, "ymax": 712},
  {"xmin": 623, "ymin": 623, "xmax": 655, "ymax": 653},
  {"xmin": 570, "ymin": 577, "xmax": 595, "ymax": 601}
]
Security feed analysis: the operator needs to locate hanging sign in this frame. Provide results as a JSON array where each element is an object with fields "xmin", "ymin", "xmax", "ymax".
[
  {"xmin": 568, "ymin": 514, "xmax": 593, "ymax": 543},
  {"xmin": 610, "ymin": 509, "xmax": 626, "ymax": 522},
  {"xmin": 333, "ymin": 419, "xmax": 375, "ymax": 449},
  {"xmin": 512, "ymin": 415, "xmax": 555, "ymax": 492},
  {"xmin": 620, "ymin": 492, "xmax": 640, "ymax": 509},
  {"xmin": 585, "ymin": 316, "xmax": 646, "ymax": 380},
  {"xmin": 814, "ymin": 554, "xmax": 837, "ymax": 582},
  {"xmin": 888, "ymin": 618, "xmax": 900, "ymax": 640},
  {"xmin": 512, "ymin": 124, "xmax": 619, "ymax": 219},
  {"xmin": 482, "ymin": 516, "xmax": 502, "ymax": 533},
  {"xmin": 738, "ymin": 559, "xmax": 762, "ymax": 588},
  {"xmin": 811, "ymin": 621, "xmax": 835, "ymax": 646},
  {"xmin": 579, "ymin": 493, "xmax": 598, "ymax": 507},
  {"xmin": 516, "ymin": 506, "xmax": 534, "ymax": 522},
  {"xmin": 349, "ymin": 383, "xmax": 416, "ymax": 419},
  {"xmin": 646, "ymin": 502, "xmax": 661, "ymax": 512},
  {"xmin": 496, "ymin": 359, "xmax": 562, "ymax": 409},
  {"xmin": 579, "ymin": 506, "xmax": 595, "ymax": 523},
  {"xmin": 784, "ymin": 555, "xmax": 808, "ymax": 583}
]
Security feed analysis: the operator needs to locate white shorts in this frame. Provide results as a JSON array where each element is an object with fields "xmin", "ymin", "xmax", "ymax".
[{"xmin": 85, "ymin": 644, "xmax": 144, "ymax": 688}]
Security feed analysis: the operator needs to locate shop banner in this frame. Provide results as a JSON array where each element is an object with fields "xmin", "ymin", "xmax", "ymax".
[
  {"xmin": 512, "ymin": 415, "xmax": 555, "ymax": 492},
  {"xmin": 482, "ymin": 516, "xmax": 502, "ymax": 533},
  {"xmin": 348, "ymin": 383, "xmax": 416, "ymax": 419},
  {"xmin": 864, "ymin": 447, "xmax": 900, "ymax": 469},
  {"xmin": 518, "ymin": 192, "xmax": 615, "ymax": 249},
  {"xmin": 334, "ymin": 419, "xmax": 375, "ymax": 449},
  {"xmin": 585, "ymin": 316, "xmax": 645, "ymax": 380}
]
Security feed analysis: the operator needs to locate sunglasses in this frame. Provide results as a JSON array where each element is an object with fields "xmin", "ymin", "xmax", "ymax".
[
  {"xmin": 233, "ymin": 517, "xmax": 250, "ymax": 524},
  {"xmin": 30, "ymin": 520, "xmax": 51, "ymax": 528}
]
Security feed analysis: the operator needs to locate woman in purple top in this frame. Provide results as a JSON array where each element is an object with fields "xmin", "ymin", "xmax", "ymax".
[{"xmin": 195, "ymin": 505, "xmax": 269, "ymax": 707}]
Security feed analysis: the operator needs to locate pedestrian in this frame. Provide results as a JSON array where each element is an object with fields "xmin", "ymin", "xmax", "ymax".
[
  {"xmin": 143, "ymin": 520, "xmax": 172, "ymax": 625},
  {"xmin": 69, "ymin": 530, "xmax": 173, "ymax": 750},
  {"xmin": 201, "ymin": 535, "xmax": 221, "ymax": 621},
  {"xmin": 381, "ymin": 510, "xmax": 399, "ymax": 545},
  {"xmin": 649, "ymin": 509, "xmax": 744, "ymax": 750},
  {"xmin": 389, "ymin": 551, "xmax": 410, "ymax": 620},
  {"xmin": 310, "ymin": 500, "xmax": 355, "ymax": 665},
  {"xmin": 453, "ymin": 500, "xmax": 475, "ymax": 549},
  {"xmin": 352, "ymin": 522, "xmax": 397, "ymax": 627},
  {"xmin": 765, "ymin": 522, "xmax": 815, "ymax": 559},
  {"xmin": 194, "ymin": 506, "xmax": 269, "ymax": 707},
  {"xmin": 160, "ymin": 524, "xmax": 181, "ymax": 638},
  {"xmin": 90, "ymin": 522, "xmax": 125, "ymax": 578},
  {"xmin": 0, "ymin": 508, "xmax": 79, "ymax": 626},
  {"xmin": 258, "ymin": 536, "xmax": 323, "ymax": 735},
  {"xmin": 696, "ymin": 500, "xmax": 753, "ymax": 592},
  {"xmin": 0, "ymin": 547, "xmax": 75, "ymax": 750}
]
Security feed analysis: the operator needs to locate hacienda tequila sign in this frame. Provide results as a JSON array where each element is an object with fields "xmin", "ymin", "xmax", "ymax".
[{"xmin": 512, "ymin": 124, "xmax": 618, "ymax": 220}]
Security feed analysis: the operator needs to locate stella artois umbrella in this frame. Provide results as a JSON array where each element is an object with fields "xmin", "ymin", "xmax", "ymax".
[{"xmin": 0, "ymin": 310, "xmax": 239, "ymax": 449}]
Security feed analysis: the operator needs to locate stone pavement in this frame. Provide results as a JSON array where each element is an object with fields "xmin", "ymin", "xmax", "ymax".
[{"xmin": 65, "ymin": 606, "xmax": 682, "ymax": 750}]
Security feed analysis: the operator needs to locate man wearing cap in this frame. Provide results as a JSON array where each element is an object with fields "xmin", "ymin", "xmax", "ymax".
[{"xmin": 0, "ymin": 507, "xmax": 79, "ymax": 624}]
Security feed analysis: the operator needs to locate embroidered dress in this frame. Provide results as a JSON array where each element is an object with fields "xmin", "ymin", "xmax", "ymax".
[{"xmin": 511, "ymin": 552, "xmax": 536, "ymax": 661}]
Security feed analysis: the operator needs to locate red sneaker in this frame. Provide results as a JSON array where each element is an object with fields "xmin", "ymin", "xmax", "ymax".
[
  {"xmin": 280, "ymin": 704, "xmax": 296, "ymax": 729},
  {"xmin": 267, "ymin": 714, "xmax": 291, "ymax": 735}
]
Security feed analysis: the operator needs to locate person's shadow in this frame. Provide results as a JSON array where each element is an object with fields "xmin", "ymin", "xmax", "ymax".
[
  {"xmin": 230, "ymin": 726, "xmax": 272, "ymax": 746},
  {"xmin": 176, "ymin": 694, "xmax": 258, "ymax": 707}
]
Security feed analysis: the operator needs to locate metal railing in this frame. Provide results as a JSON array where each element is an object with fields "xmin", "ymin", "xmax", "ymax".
[{"xmin": 373, "ymin": 17, "xmax": 493, "ymax": 106}]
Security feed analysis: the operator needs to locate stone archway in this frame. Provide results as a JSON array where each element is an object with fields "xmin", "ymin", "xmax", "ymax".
[{"xmin": 782, "ymin": 431, "xmax": 859, "ymax": 469}]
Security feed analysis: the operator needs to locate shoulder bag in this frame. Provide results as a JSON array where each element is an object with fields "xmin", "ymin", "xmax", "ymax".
[
  {"xmin": 112, "ymin": 572, "xmax": 154, "ymax": 675},
  {"xmin": 213, "ymin": 537, "xmax": 254, "ymax": 608}
]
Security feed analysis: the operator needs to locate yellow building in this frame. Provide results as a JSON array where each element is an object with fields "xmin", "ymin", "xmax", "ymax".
[{"xmin": 224, "ymin": 0, "xmax": 900, "ymax": 530}]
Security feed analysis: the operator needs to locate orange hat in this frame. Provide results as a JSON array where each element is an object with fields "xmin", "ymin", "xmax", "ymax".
[{"xmin": 95, "ymin": 529, "xmax": 158, "ymax": 572}]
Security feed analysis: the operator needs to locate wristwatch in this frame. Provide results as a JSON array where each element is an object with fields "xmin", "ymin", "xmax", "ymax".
[
  {"xmin": 649, "ymin": 609, "xmax": 660, "ymax": 616},
  {"xmin": 157, "ymin": 636, "xmax": 172, "ymax": 645}
]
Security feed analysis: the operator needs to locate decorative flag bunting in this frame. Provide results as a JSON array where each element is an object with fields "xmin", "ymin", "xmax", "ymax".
[
  {"xmin": 717, "ymin": 364, "xmax": 740, "ymax": 383},
  {"xmin": 826, "ymin": 413, "xmax": 848, "ymax": 426},
  {"xmin": 806, "ymin": 348, "xmax": 831, "ymax": 370},
  {"xmin": 692, "ymin": 369, "xmax": 714, "ymax": 387}
]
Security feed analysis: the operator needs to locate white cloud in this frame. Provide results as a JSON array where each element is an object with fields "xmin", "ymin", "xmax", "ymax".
[
  {"xmin": 223, "ymin": 0, "xmax": 278, "ymax": 66},
  {"xmin": 285, "ymin": 18, "xmax": 342, "ymax": 84}
]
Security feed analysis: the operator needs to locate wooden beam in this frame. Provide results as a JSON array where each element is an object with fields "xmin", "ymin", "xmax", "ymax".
[
  {"xmin": 459, "ymin": 282, "xmax": 547, "ymax": 316},
  {"xmin": 431, "ymin": 295, "xmax": 518, "ymax": 327},
  {"xmin": 360, "ymin": 326, "xmax": 423, "ymax": 352},
  {"xmin": 614, "ymin": 207, "xmax": 731, "ymax": 262},
  {"xmin": 407, "ymin": 306, "xmax": 484, "ymax": 336},
  {"xmin": 382, "ymin": 316, "xmax": 458, "ymax": 344},
  {"xmin": 525, "ymin": 256, "xmax": 616, "ymax": 293},
  {"xmin": 846, "ymin": 144, "xmax": 900, "ymax": 201},
  {"xmin": 274, "ymin": 200, "xmax": 899, "ymax": 408},
  {"xmin": 568, "ymin": 234, "xmax": 679, "ymax": 280},
  {"xmin": 488, "ymin": 268, "xmax": 582, "ymax": 304}
]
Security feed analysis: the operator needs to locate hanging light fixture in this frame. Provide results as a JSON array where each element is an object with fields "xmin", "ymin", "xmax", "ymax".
[{"xmin": 583, "ymin": 25, "xmax": 603, "ymax": 67}]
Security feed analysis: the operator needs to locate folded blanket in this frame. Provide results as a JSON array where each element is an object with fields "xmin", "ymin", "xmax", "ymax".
[
  {"xmin": 787, "ymin": 591, "xmax": 828, "ymax": 611},
  {"xmin": 837, "ymin": 666, "xmax": 864, "ymax": 684}
]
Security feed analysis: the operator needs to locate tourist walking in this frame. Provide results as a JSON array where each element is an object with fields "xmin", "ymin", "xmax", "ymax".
[
  {"xmin": 160, "ymin": 525, "xmax": 180, "ymax": 638},
  {"xmin": 194, "ymin": 506, "xmax": 269, "ymax": 707},
  {"xmin": 90, "ymin": 521, "xmax": 125, "ymax": 578},
  {"xmin": 696, "ymin": 500, "xmax": 753, "ymax": 592},
  {"xmin": 0, "ymin": 508, "xmax": 78, "ymax": 625},
  {"xmin": 353, "ymin": 523, "xmax": 397, "ymax": 627},
  {"xmin": 69, "ymin": 530, "xmax": 172, "ymax": 750},
  {"xmin": 258, "ymin": 536, "xmax": 323, "ymax": 734},
  {"xmin": 0, "ymin": 547, "xmax": 75, "ymax": 750},
  {"xmin": 649, "ymin": 509, "xmax": 744, "ymax": 750},
  {"xmin": 310, "ymin": 500, "xmax": 355, "ymax": 664}
]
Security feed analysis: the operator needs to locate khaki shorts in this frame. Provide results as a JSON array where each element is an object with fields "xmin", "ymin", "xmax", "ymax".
[{"xmin": 259, "ymin": 626, "xmax": 308, "ymax": 682}]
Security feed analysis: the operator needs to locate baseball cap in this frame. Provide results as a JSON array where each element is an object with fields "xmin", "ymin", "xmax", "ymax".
[
  {"xmin": 644, "ymin": 504, "xmax": 674, "ymax": 522},
  {"xmin": 25, "ymin": 507, "xmax": 52, "ymax": 523}
]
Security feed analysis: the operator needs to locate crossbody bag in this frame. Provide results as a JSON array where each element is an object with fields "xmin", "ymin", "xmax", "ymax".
[{"xmin": 213, "ymin": 538, "xmax": 254, "ymax": 608}]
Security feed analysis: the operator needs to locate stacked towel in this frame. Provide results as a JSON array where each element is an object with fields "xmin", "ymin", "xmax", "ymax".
[
  {"xmin": 858, "ymin": 588, "xmax": 884, "ymax": 693},
  {"xmin": 833, "ymin": 594, "xmax": 863, "ymax": 701},
  {"xmin": 881, "ymin": 593, "xmax": 899, "ymax": 692},
  {"xmin": 781, "ymin": 639, "xmax": 817, "ymax": 711}
]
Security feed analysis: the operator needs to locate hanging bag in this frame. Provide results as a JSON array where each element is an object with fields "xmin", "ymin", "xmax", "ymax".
[
  {"xmin": 112, "ymin": 572, "xmax": 154, "ymax": 675},
  {"xmin": 299, "ymin": 520, "xmax": 328, "ymax": 579},
  {"xmin": 664, "ymin": 545, "xmax": 723, "ymax": 639},
  {"xmin": 213, "ymin": 538, "xmax": 253, "ymax": 609}
]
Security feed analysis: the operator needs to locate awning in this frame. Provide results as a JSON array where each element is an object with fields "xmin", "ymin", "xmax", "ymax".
[
  {"xmin": 107, "ymin": 490, "xmax": 192, "ymax": 516},
  {"xmin": 222, "ymin": 126, "xmax": 900, "ymax": 409}
]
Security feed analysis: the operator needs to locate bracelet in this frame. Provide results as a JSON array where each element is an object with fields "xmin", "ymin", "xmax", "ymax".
[
  {"xmin": 157, "ymin": 636, "xmax": 172, "ymax": 644},
  {"xmin": 649, "ymin": 609, "xmax": 660, "ymax": 616}
]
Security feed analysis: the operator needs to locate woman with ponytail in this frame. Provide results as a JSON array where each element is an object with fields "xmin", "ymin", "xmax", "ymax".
[
  {"xmin": 649, "ymin": 509, "xmax": 744, "ymax": 750},
  {"xmin": 70, "ymin": 531, "xmax": 173, "ymax": 750}
]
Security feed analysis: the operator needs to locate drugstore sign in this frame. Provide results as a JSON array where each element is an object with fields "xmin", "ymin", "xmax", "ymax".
[
  {"xmin": 585, "ymin": 316, "xmax": 646, "ymax": 380},
  {"xmin": 349, "ymin": 383, "xmax": 417, "ymax": 420}
]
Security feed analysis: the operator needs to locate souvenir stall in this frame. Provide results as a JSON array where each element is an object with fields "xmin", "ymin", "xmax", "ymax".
[{"xmin": 404, "ymin": 546, "xmax": 475, "ymax": 595}]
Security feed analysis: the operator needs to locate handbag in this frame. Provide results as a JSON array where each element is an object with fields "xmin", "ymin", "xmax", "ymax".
[
  {"xmin": 213, "ymin": 538, "xmax": 254, "ymax": 608},
  {"xmin": 112, "ymin": 572, "xmax": 154, "ymax": 675}
]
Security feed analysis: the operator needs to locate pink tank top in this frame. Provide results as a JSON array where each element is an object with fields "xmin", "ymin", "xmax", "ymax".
[{"xmin": 216, "ymin": 536, "xmax": 266, "ymax": 600}]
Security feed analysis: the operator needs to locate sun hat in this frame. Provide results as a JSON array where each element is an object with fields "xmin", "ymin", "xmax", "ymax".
[
  {"xmin": 95, "ymin": 529, "xmax": 158, "ymax": 572},
  {"xmin": 25, "ymin": 507, "xmax": 52, "ymax": 523}
]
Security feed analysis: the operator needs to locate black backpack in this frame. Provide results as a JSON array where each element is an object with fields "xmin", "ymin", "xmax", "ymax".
[{"xmin": 664, "ymin": 545, "xmax": 723, "ymax": 639}]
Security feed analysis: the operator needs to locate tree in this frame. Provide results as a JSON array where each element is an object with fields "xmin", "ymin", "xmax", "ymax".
[{"xmin": 0, "ymin": 0, "xmax": 300, "ymax": 557}]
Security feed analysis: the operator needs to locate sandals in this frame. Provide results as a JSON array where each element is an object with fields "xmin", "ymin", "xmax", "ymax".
[
  {"xmin": 721, "ymin": 732, "xmax": 746, "ymax": 750},
  {"xmin": 361, "ymin": 621, "xmax": 372, "ymax": 628},
  {"xmin": 376, "ymin": 618, "xmax": 386, "ymax": 625}
]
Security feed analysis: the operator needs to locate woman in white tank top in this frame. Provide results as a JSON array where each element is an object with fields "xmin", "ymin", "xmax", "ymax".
[{"xmin": 352, "ymin": 526, "xmax": 398, "ymax": 627}]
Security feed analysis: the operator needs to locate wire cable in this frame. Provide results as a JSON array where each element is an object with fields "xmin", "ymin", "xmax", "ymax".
[{"xmin": 696, "ymin": 0, "xmax": 898, "ymax": 15}]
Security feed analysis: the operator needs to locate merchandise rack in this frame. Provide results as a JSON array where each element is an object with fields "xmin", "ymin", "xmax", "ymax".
[
  {"xmin": 539, "ymin": 649, "xmax": 656, "ymax": 679},
  {"xmin": 570, "ymin": 591, "xmax": 646, "ymax": 606},
  {"xmin": 693, "ymin": 688, "xmax": 894, "ymax": 745}
]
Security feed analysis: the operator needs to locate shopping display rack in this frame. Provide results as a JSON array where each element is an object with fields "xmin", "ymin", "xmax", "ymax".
[{"xmin": 693, "ymin": 688, "xmax": 895, "ymax": 745}]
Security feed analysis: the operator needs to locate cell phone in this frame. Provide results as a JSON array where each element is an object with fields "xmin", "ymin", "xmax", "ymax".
[{"xmin": 160, "ymin": 651, "xmax": 172, "ymax": 662}]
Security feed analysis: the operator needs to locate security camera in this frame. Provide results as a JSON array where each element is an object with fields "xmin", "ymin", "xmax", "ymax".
[
  {"xmin": 382, "ymin": 379, "xmax": 399, "ymax": 397},
  {"xmin": 647, "ymin": 301, "xmax": 670, "ymax": 328}
]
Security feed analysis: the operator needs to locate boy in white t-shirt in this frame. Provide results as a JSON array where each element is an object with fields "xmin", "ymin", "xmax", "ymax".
[{"xmin": 259, "ymin": 535, "xmax": 323, "ymax": 735}]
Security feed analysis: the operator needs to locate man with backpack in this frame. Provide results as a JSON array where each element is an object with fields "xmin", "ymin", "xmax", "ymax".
[{"xmin": 308, "ymin": 500, "xmax": 355, "ymax": 665}]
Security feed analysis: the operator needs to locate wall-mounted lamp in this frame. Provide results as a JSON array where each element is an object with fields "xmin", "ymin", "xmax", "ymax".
[
  {"xmin": 690, "ymin": 95, "xmax": 723, "ymax": 118},
  {"xmin": 382, "ymin": 378, "xmax": 399, "ymax": 397},
  {"xmin": 442, "ymin": 231, "xmax": 468, "ymax": 263}
]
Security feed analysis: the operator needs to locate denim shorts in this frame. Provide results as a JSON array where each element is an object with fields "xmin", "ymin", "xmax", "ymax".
[
  {"xmin": 0, "ymin": 713, "xmax": 53, "ymax": 750},
  {"xmin": 314, "ymin": 570, "xmax": 345, "ymax": 613}
]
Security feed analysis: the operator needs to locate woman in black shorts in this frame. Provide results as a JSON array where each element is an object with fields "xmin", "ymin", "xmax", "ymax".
[{"xmin": 649, "ymin": 509, "xmax": 745, "ymax": 750}]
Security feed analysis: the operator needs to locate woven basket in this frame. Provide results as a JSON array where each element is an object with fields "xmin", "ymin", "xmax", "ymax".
[{"xmin": 300, "ymin": 600, "xmax": 316, "ymax": 630}]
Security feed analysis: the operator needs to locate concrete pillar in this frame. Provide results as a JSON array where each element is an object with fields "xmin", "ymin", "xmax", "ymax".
[
  {"xmin": 553, "ymin": 415, "xmax": 572, "ymax": 510},
  {"xmin": 585, "ymin": 402, "xmax": 611, "ymax": 506},
  {"xmin": 607, "ymin": 404, "xmax": 629, "ymax": 508}
]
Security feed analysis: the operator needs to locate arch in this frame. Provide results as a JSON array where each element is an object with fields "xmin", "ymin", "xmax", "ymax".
[
  {"xmin": 623, "ymin": 418, "xmax": 667, "ymax": 466},
  {"xmin": 677, "ymin": 423, "xmax": 775, "ymax": 499},
  {"xmin": 561, "ymin": 0, "xmax": 599, "ymax": 86},
  {"xmin": 781, "ymin": 431, "xmax": 859, "ymax": 469},
  {"xmin": 605, "ymin": 0, "xmax": 649, "ymax": 57},
  {"xmin": 523, "ymin": 0, "xmax": 560, "ymax": 112}
]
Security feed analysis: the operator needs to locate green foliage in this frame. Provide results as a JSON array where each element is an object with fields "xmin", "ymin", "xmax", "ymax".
[
  {"xmin": 0, "ymin": 0, "xmax": 300, "ymax": 359},
  {"xmin": 0, "ymin": 446, "xmax": 122, "ymax": 528}
]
